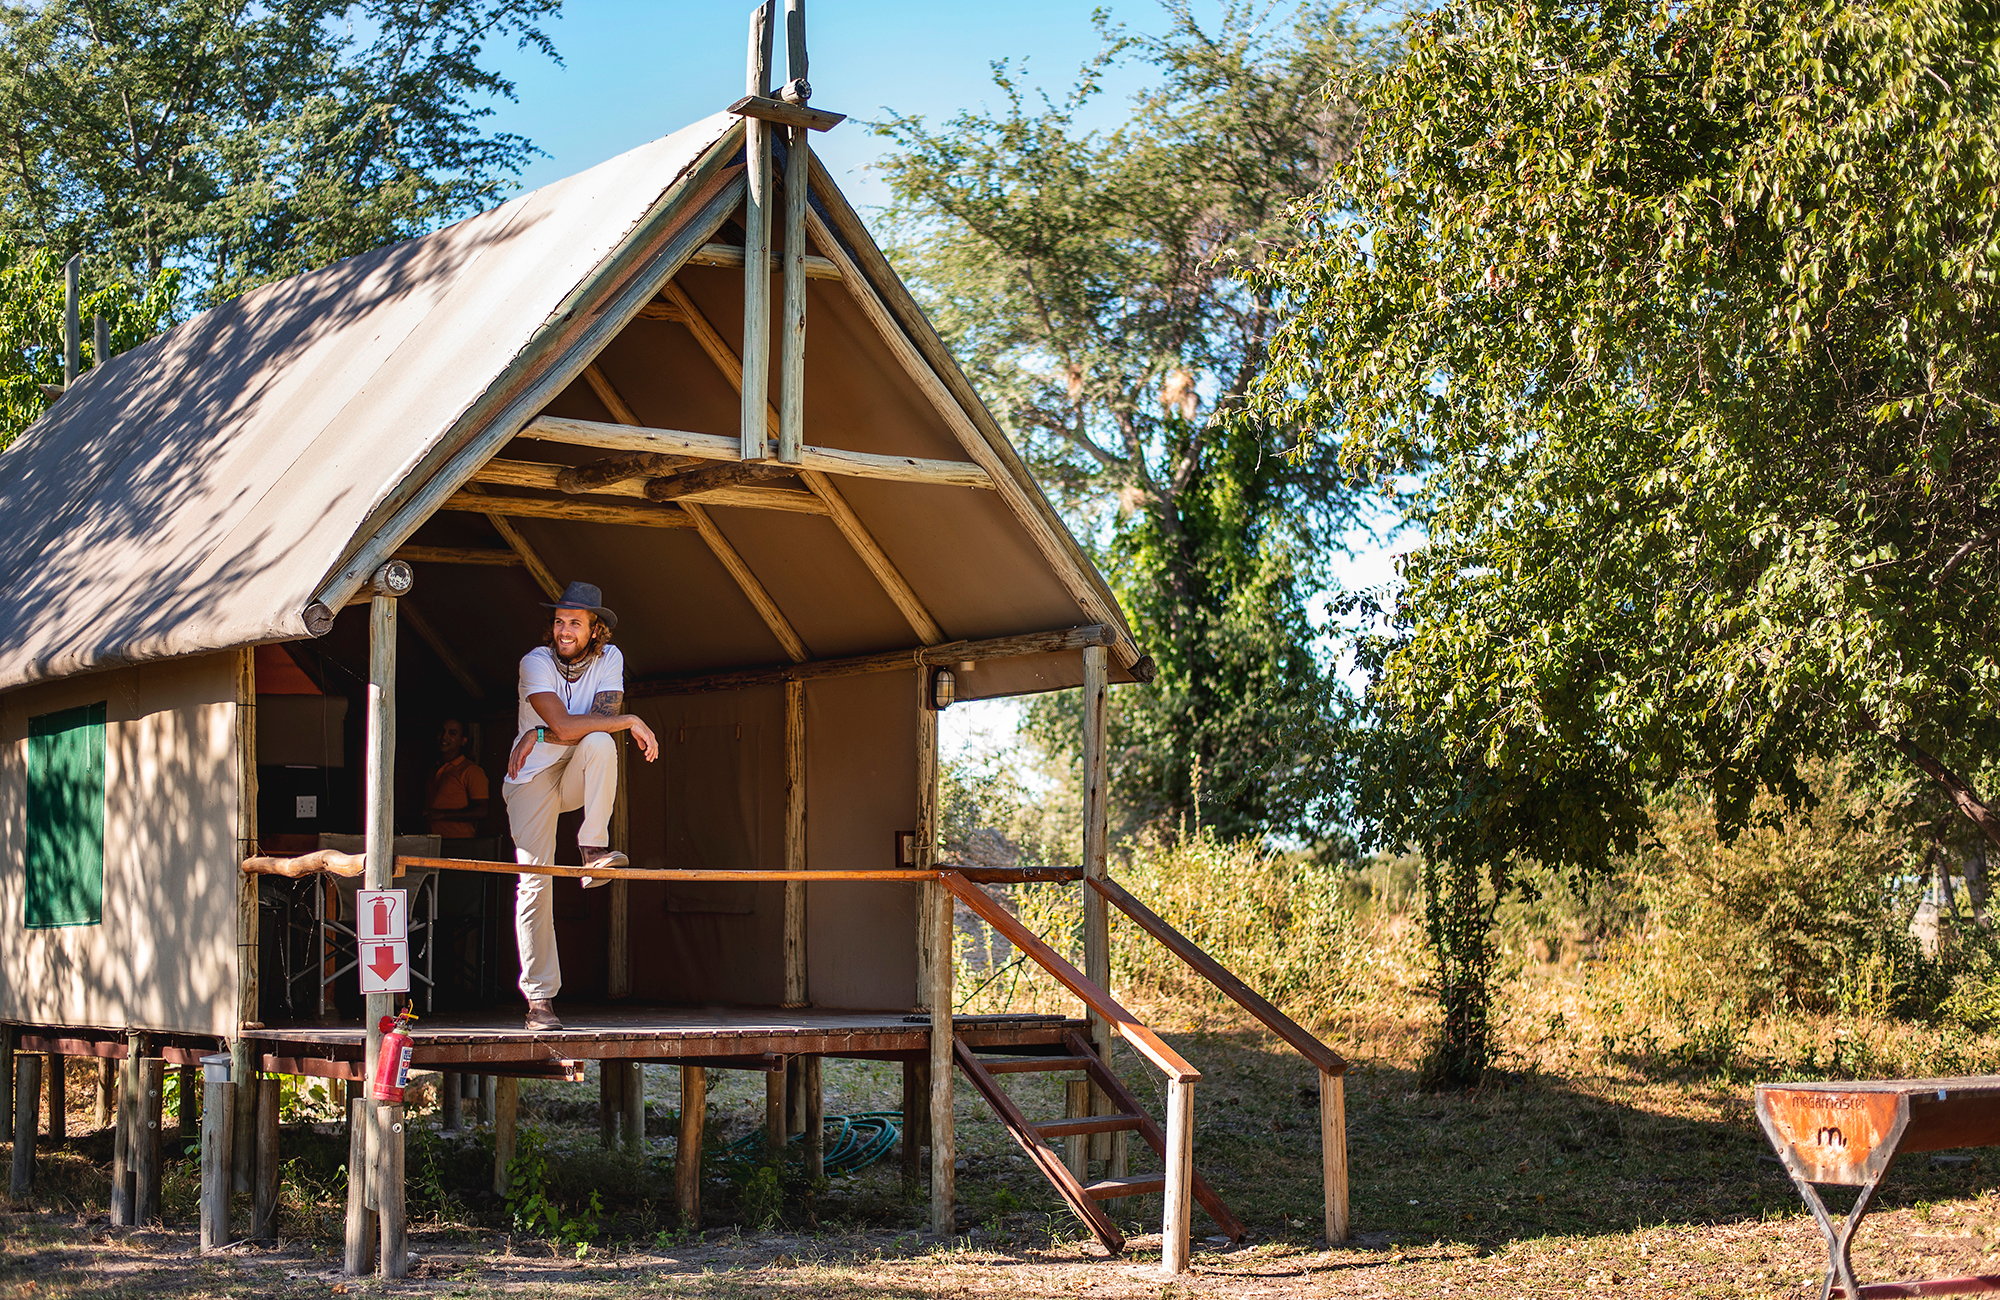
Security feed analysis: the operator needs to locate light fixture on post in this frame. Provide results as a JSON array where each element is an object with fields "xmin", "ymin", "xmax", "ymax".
[{"xmin": 929, "ymin": 667, "xmax": 955, "ymax": 711}]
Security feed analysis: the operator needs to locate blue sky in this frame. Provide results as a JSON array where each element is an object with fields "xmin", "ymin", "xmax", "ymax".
[{"xmin": 480, "ymin": 1, "xmax": 1243, "ymax": 215}]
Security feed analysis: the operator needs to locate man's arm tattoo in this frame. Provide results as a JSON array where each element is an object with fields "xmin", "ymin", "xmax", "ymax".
[{"xmin": 591, "ymin": 690, "xmax": 624, "ymax": 718}]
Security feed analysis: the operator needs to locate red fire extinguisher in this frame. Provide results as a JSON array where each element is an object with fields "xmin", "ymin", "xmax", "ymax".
[{"xmin": 371, "ymin": 1008, "xmax": 418, "ymax": 1103}]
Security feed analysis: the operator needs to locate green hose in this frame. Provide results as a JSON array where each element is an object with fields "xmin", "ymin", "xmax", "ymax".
[{"xmin": 723, "ymin": 1111, "xmax": 904, "ymax": 1175}]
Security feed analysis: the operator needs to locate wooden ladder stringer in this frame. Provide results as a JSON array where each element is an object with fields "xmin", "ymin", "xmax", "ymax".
[
  {"xmin": 952, "ymin": 1040, "xmax": 1127, "ymax": 1251},
  {"xmin": 1064, "ymin": 1029, "xmax": 1248, "ymax": 1243}
]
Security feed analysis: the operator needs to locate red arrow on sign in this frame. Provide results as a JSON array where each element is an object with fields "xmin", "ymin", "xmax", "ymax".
[{"xmin": 368, "ymin": 945, "xmax": 404, "ymax": 981}]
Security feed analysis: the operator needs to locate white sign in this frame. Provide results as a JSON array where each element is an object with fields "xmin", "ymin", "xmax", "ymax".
[
  {"xmin": 358, "ymin": 939, "xmax": 411, "ymax": 995},
  {"xmin": 357, "ymin": 889, "xmax": 407, "ymax": 943}
]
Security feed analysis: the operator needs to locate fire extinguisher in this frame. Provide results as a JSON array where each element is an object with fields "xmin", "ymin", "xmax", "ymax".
[{"xmin": 371, "ymin": 1008, "xmax": 418, "ymax": 1103}]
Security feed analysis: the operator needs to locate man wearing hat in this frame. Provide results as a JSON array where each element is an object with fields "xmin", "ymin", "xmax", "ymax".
[{"xmin": 503, "ymin": 580, "xmax": 659, "ymax": 1031}]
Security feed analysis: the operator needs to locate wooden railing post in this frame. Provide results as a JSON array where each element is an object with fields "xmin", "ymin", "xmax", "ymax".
[
  {"xmin": 1161, "ymin": 1076, "xmax": 1195, "ymax": 1275},
  {"xmin": 1079, "ymin": 644, "xmax": 1116, "ymax": 1167},
  {"xmin": 1321, "ymin": 1070, "xmax": 1350, "ymax": 1243}
]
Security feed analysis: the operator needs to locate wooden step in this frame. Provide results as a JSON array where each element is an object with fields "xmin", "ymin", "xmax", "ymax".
[
  {"xmin": 1085, "ymin": 1173, "xmax": 1167, "ymax": 1200},
  {"xmin": 977, "ymin": 1054, "xmax": 1094, "ymax": 1074},
  {"xmin": 1033, "ymin": 1113, "xmax": 1143, "ymax": 1139}
]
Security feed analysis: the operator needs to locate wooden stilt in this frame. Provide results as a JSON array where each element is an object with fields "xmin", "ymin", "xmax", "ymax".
[
  {"xmin": 676, "ymin": 1065, "xmax": 706, "ymax": 1227},
  {"xmin": 93, "ymin": 1059, "xmax": 112, "ymax": 1129},
  {"xmin": 176, "ymin": 1064, "xmax": 198, "ymax": 1136},
  {"xmin": 440, "ymin": 1072, "xmax": 461, "ymax": 1132},
  {"xmin": 802, "ymin": 1056, "xmax": 824, "ymax": 1184},
  {"xmin": 491, "ymin": 1077, "xmax": 519, "ymax": 1196},
  {"xmin": 917, "ymin": 664, "xmax": 954, "ymax": 1236},
  {"xmin": 234, "ymin": 647, "xmax": 261, "ymax": 1193},
  {"xmin": 1320, "ymin": 1070, "xmax": 1350, "ymax": 1243},
  {"xmin": 133, "ymin": 1058, "xmax": 163, "ymax": 1224},
  {"xmin": 343, "ymin": 1097, "xmax": 375, "ymax": 1276},
  {"xmin": 376, "ymin": 1103, "xmax": 408, "ymax": 1278},
  {"xmin": 900, "ymin": 1060, "xmax": 926, "ymax": 1187},
  {"xmin": 1079, "ymin": 644, "xmax": 1118, "ymax": 1168},
  {"xmin": 600, "ymin": 1062, "xmax": 621, "ymax": 1149},
  {"xmin": 764, "ymin": 1063, "xmax": 787, "ymax": 1163},
  {"xmin": 1064, "ymin": 1079, "xmax": 1091, "ymax": 1180},
  {"xmin": 110, "ymin": 1041, "xmax": 137, "ymax": 1224},
  {"xmin": 0, "ymin": 1027, "xmax": 12, "ymax": 1131},
  {"xmin": 200, "ymin": 1065, "xmax": 234, "ymax": 1252},
  {"xmin": 621, "ymin": 1063, "xmax": 646, "ymax": 1156},
  {"xmin": 252, "ymin": 1075, "xmax": 279, "ymax": 1239},
  {"xmin": 44, "ymin": 1055, "xmax": 64, "ymax": 1145},
  {"xmin": 230, "ymin": 1040, "xmax": 255, "ymax": 1194},
  {"xmin": 1161, "ymin": 1077, "xmax": 1195, "ymax": 1276},
  {"xmin": 10, "ymin": 1052, "xmax": 39, "ymax": 1198},
  {"xmin": 782, "ymin": 678, "xmax": 808, "ymax": 1007},
  {"xmin": 478, "ymin": 1073, "xmax": 495, "ymax": 1125}
]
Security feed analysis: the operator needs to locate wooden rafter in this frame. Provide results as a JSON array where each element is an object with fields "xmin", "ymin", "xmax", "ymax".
[
  {"xmin": 653, "ymin": 281, "xmax": 947, "ymax": 644},
  {"xmin": 523, "ymin": 415, "xmax": 990, "ymax": 489},
  {"xmin": 475, "ymin": 458, "xmax": 828, "ymax": 515},
  {"xmin": 442, "ymin": 490, "xmax": 694, "ymax": 529},
  {"xmin": 392, "ymin": 545, "xmax": 522, "ymax": 568}
]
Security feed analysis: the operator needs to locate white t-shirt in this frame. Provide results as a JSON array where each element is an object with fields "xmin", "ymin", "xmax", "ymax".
[{"xmin": 505, "ymin": 644, "xmax": 626, "ymax": 786}]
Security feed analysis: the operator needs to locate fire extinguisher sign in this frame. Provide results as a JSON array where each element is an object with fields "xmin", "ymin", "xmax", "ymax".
[{"xmin": 356, "ymin": 888, "xmax": 411, "ymax": 994}]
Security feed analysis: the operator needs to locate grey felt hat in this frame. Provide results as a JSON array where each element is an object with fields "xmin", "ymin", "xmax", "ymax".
[{"xmin": 542, "ymin": 580, "xmax": 618, "ymax": 630}]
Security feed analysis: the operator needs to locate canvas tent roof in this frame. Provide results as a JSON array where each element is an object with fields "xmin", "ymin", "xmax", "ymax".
[{"xmin": 0, "ymin": 112, "xmax": 1139, "ymax": 699}]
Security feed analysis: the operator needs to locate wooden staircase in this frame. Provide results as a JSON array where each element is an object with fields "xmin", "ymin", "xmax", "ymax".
[{"xmin": 955, "ymin": 1030, "xmax": 1246, "ymax": 1252}]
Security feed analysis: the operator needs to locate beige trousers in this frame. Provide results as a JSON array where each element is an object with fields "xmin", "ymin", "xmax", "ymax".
[{"xmin": 504, "ymin": 731, "xmax": 617, "ymax": 1000}]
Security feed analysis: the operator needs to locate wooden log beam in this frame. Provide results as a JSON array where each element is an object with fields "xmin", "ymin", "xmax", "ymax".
[
  {"xmin": 554, "ymin": 451, "xmax": 692, "ymax": 494},
  {"xmin": 242, "ymin": 850, "xmax": 367, "ymax": 878},
  {"xmin": 476, "ymin": 458, "xmax": 828, "ymax": 514},
  {"xmin": 643, "ymin": 461, "xmax": 799, "ymax": 502},
  {"xmin": 521, "ymin": 415, "xmax": 994, "ymax": 490},
  {"xmin": 392, "ymin": 545, "xmax": 523, "ymax": 568},
  {"xmin": 728, "ymin": 93, "xmax": 846, "ymax": 132},
  {"xmin": 441, "ymin": 489, "xmax": 696, "ymax": 529},
  {"xmin": 395, "ymin": 858, "xmax": 1082, "ymax": 884},
  {"xmin": 688, "ymin": 242, "xmax": 841, "ymax": 280},
  {"xmin": 632, "ymin": 623, "xmax": 1118, "ymax": 698}
]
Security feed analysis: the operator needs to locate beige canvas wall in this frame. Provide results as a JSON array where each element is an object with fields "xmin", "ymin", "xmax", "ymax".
[{"xmin": 0, "ymin": 652, "xmax": 240, "ymax": 1036}]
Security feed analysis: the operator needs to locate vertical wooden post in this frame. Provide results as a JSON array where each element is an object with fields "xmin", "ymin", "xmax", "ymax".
[
  {"xmin": 61, "ymin": 253, "xmax": 79, "ymax": 386},
  {"xmin": 777, "ymin": 126, "xmax": 809, "ymax": 463},
  {"xmin": 343, "ymin": 1096, "xmax": 375, "ymax": 1276},
  {"xmin": 491, "ymin": 1077, "xmax": 518, "ymax": 1197},
  {"xmin": 676, "ymin": 1065, "xmax": 706, "ymax": 1227},
  {"xmin": 365, "ymin": 582, "xmax": 406, "ymax": 1278},
  {"xmin": 477, "ymin": 1074, "xmax": 494, "ymax": 1125},
  {"xmin": 900, "ymin": 1060, "xmax": 926, "ymax": 1186},
  {"xmin": 740, "ymin": 0, "xmax": 776, "ymax": 461},
  {"xmin": 1320, "ymin": 1070, "xmax": 1350, "ymax": 1243},
  {"xmin": 0, "ymin": 1028, "xmax": 13, "ymax": 1135},
  {"xmin": 608, "ymin": 739, "xmax": 631, "ymax": 999},
  {"xmin": 783, "ymin": 679, "xmax": 808, "ymax": 1006},
  {"xmin": 111, "ymin": 1039, "xmax": 138, "ymax": 1223},
  {"xmin": 1079, "ymin": 645, "xmax": 1120, "ymax": 1169},
  {"xmin": 133, "ymin": 1057, "xmax": 163, "ymax": 1223},
  {"xmin": 94, "ymin": 1059, "xmax": 112, "ymax": 1130},
  {"xmin": 1161, "ymin": 1076, "xmax": 1194, "ymax": 1277},
  {"xmin": 621, "ymin": 1063, "xmax": 645, "ymax": 1156},
  {"xmin": 44, "ymin": 1056, "xmax": 64, "ymax": 1144},
  {"xmin": 763, "ymin": 1062, "xmax": 788, "ymax": 1162},
  {"xmin": 439, "ymin": 1072, "xmax": 460, "ymax": 1133},
  {"xmin": 176, "ymin": 1064, "xmax": 198, "ymax": 1136},
  {"xmin": 1063, "ymin": 1079, "xmax": 1090, "ymax": 1180},
  {"xmin": 917, "ymin": 670, "xmax": 953, "ymax": 1235},
  {"xmin": 599, "ymin": 1062, "xmax": 622, "ymax": 1149},
  {"xmin": 801, "ymin": 1056, "xmax": 823, "ymax": 1183},
  {"xmin": 251, "ymin": 1074, "xmax": 279, "ymax": 1238},
  {"xmin": 9, "ymin": 1052, "xmax": 39, "ymax": 1197},
  {"xmin": 200, "ymin": 1059, "xmax": 234, "ymax": 1252},
  {"xmin": 233, "ymin": 646, "xmax": 260, "ymax": 1194},
  {"xmin": 376, "ymin": 1103, "xmax": 407, "ymax": 1277}
]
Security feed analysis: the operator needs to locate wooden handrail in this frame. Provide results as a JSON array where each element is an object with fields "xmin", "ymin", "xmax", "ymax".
[
  {"xmin": 938, "ymin": 871, "xmax": 1198, "ymax": 1083},
  {"xmin": 1091, "ymin": 876, "xmax": 1348, "ymax": 1076},
  {"xmin": 391, "ymin": 858, "xmax": 1082, "ymax": 885}
]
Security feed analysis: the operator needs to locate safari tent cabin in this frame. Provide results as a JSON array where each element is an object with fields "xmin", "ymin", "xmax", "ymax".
[{"xmin": 0, "ymin": 103, "xmax": 1345, "ymax": 1272}]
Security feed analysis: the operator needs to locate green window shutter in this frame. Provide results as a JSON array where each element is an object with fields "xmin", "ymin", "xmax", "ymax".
[{"xmin": 25, "ymin": 701, "xmax": 106, "ymax": 929}]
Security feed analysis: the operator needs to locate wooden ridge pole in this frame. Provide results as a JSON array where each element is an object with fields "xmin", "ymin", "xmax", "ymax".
[{"xmin": 741, "ymin": 0, "xmax": 777, "ymax": 461}]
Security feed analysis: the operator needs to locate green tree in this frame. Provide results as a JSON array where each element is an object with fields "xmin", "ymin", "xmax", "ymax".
[
  {"xmin": 1254, "ymin": 0, "xmax": 2000, "ymax": 1082},
  {"xmin": 879, "ymin": 2, "xmax": 1385, "ymax": 841},
  {"xmin": 0, "ymin": 0, "xmax": 558, "ymax": 306},
  {"xmin": 0, "ymin": 241, "xmax": 177, "ymax": 448}
]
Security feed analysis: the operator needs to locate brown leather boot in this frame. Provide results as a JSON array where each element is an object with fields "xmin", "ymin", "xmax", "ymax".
[{"xmin": 524, "ymin": 998, "xmax": 563, "ymax": 1031}]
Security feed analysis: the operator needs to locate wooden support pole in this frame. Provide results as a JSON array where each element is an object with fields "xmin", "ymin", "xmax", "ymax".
[
  {"xmin": 783, "ymin": 678, "xmax": 808, "ymax": 1007},
  {"xmin": 343, "ymin": 1097, "xmax": 375, "ymax": 1276},
  {"xmin": 777, "ymin": 123, "xmax": 808, "ymax": 464},
  {"xmin": 600, "ymin": 1063, "xmax": 622, "ymax": 1149},
  {"xmin": 764, "ymin": 1063, "xmax": 788, "ymax": 1163},
  {"xmin": 133, "ymin": 1058, "xmax": 163, "ymax": 1224},
  {"xmin": 676, "ymin": 1065, "xmax": 706, "ymax": 1226},
  {"xmin": 376, "ymin": 1103, "xmax": 408, "ymax": 1277},
  {"xmin": 479, "ymin": 1074, "xmax": 495, "ymax": 1125},
  {"xmin": 94, "ymin": 1059, "xmax": 112, "ymax": 1129},
  {"xmin": 230, "ymin": 1041, "xmax": 255, "ymax": 1193},
  {"xmin": 200, "ymin": 1066, "xmax": 234, "ymax": 1252},
  {"xmin": 491, "ymin": 1077, "xmax": 519, "ymax": 1196},
  {"xmin": 43, "ymin": 1055, "xmax": 63, "ymax": 1145},
  {"xmin": 62, "ymin": 254, "xmax": 79, "ymax": 387},
  {"xmin": 622, "ymin": 1063, "xmax": 646, "ymax": 1156},
  {"xmin": 234, "ymin": 646, "xmax": 260, "ymax": 1195},
  {"xmin": 1320, "ymin": 1070, "xmax": 1350, "ymax": 1244},
  {"xmin": 802, "ymin": 1056, "xmax": 824, "ymax": 1184},
  {"xmin": 918, "ymin": 664, "xmax": 953, "ymax": 1234},
  {"xmin": 1080, "ymin": 644, "xmax": 1118, "ymax": 1168},
  {"xmin": 1064, "ymin": 1079, "xmax": 1091, "ymax": 1180},
  {"xmin": 1161, "ymin": 1077, "xmax": 1195, "ymax": 1276},
  {"xmin": 10, "ymin": 1052, "xmax": 39, "ymax": 1198},
  {"xmin": 176, "ymin": 1064, "xmax": 198, "ymax": 1136},
  {"xmin": 252, "ymin": 1074, "xmax": 279, "ymax": 1239},
  {"xmin": 608, "ymin": 738, "xmax": 632, "ymax": 999},
  {"xmin": 741, "ymin": 0, "xmax": 776, "ymax": 461},
  {"xmin": 0, "ymin": 1029, "xmax": 12, "ymax": 1137},
  {"xmin": 111, "ymin": 1039, "xmax": 138, "ymax": 1223},
  {"xmin": 439, "ymin": 1073, "xmax": 461, "ymax": 1133},
  {"xmin": 900, "ymin": 1060, "xmax": 926, "ymax": 1187}
]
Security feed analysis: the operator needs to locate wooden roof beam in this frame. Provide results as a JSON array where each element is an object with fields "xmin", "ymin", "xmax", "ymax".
[
  {"xmin": 474, "ymin": 458, "xmax": 829, "ymax": 515},
  {"xmin": 554, "ymin": 450, "xmax": 693, "ymax": 494},
  {"xmin": 643, "ymin": 461, "xmax": 799, "ymax": 502},
  {"xmin": 632, "ymin": 623, "xmax": 1120, "ymax": 698},
  {"xmin": 440, "ymin": 490, "xmax": 695, "ymax": 529},
  {"xmin": 688, "ymin": 242, "xmax": 841, "ymax": 280},
  {"xmin": 521, "ymin": 414, "xmax": 993, "ymax": 490}
]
